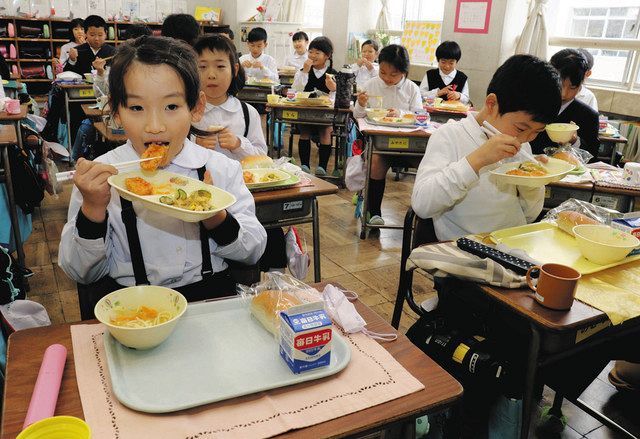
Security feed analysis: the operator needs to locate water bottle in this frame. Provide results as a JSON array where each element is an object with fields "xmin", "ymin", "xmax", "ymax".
[{"xmin": 334, "ymin": 66, "xmax": 355, "ymax": 109}]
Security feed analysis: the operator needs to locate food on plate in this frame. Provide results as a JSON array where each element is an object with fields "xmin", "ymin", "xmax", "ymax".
[
  {"xmin": 402, "ymin": 113, "xmax": 416, "ymax": 122},
  {"xmin": 552, "ymin": 150, "xmax": 581, "ymax": 166},
  {"xmin": 208, "ymin": 125, "xmax": 225, "ymax": 133},
  {"xmin": 556, "ymin": 210, "xmax": 600, "ymax": 236},
  {"xmin": 140, "ymin": 143, "xmax": 169, "ymax": 171},
  {"xmin": 243, "ymin": 170, "xmax": 255, "ymax": 184},
  {"xmin": 259, "ymin": 172, "xmax": 282, "ymax": 183},
  {"xmin": 110, "ymin": 305, "xmax": 174, "ymax": 328},
  {"xmin": 169, "ymin": 176, "xmax": 188, "ymax": 186},
  {"xmin": 385, "ymin": 108, "xmax": 401, "ymax": 117},
  {"xmin": 250, "ymin": 290, "xmax": 302, "ymax": 335},
  {"xmin": 505, "ymin": 161, "xmax": 548, "ymax": 177},
  {"xmin": 159, "ymin": 188, "xmax": 214, "ymax": 211},
  {"xmin": 240, "ymin": 154, "xmax": 274, "ymax": 169},
  {"xmin": 125, "ymin": 177, "xmax": 153, "ymax": 196}
]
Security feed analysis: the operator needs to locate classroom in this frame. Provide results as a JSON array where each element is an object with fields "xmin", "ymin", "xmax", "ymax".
[{"xmin": 1, "ymin": 0, "xmax": 640, "ymax": 437}]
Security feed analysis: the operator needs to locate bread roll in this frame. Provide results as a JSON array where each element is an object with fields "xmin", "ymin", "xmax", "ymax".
[
  {"xmin": 552, "ymin": 151, "xmax": 580, "ymax": 166},
  {"xmin": 250, "ymin": 290, "xmax": 301, "ymax": 335},
  {"xmin": 241, "ymin": 155, "xmax": 274, "ymax": 169},
  {"xmin": 557, "ymin": 211, "xmax": 600, "ymax": 236}
]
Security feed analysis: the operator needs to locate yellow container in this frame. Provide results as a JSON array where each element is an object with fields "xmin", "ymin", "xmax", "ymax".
[
  {"xmin": 267, "ymin": 94, "xmax": 280, "ymax": 104},
  {"xmin": 17, "ymin": 416, "xmax": 91, "ymax": 439}
]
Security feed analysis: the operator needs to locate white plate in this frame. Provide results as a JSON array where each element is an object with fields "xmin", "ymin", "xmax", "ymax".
[
  {"xmin": 104, "ymin": 298, "xmax": 351, "ymax": 413},
  {"xmin": 366, "ymin": 116, "xmax": 418, "ymax": 128},
  {"xmin": 108, "ymin": 170, "xmax": 236, "ymax": 223},
  {"xmin": 246, "ymin": 79, "xmax": 280, "ymax": 87},
  {"xmin": 243, "ymin": 168, "xmax": 291, "ymax": 188},
  {"xmin": 490, "ymin": 157, "xmax": 576, "ymax": 188}
]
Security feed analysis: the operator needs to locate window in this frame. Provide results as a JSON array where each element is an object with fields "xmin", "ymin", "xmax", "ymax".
[
  {"xmin": 301, "ymin": 0, "xmax": 325, "ymax": 40},
  {"xmin": 387, "ymin": 0, "xmax": 445, "ymax": 31}
]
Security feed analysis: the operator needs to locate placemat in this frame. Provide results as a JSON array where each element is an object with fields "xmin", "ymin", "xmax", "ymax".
[
  {"xmin": 357, "ymin": 117, "xmax": 437, "ymax": 134},
  {"xmin": 71, "ymin": 323, "xmax": 424, "ymax": 439}
]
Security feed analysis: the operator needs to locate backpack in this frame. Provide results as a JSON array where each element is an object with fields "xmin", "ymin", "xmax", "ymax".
[{"xmin": 7, "ymin": 127, "xmax": 45, "ymax": 214}]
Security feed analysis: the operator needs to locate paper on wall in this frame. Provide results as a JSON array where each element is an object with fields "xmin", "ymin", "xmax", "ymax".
[
  {"xmin": 105, "ymin": 0, "xmax": 121, "ymax": 19},
  {"xmin": 155, "ymin": 0, "xmax": 171, "ymax": 20},
  {"xmin": 87, "ymin": 0, "xmax": 106, "ymax": 19},
  {"xmin": 52, "ymin": 0, "xmax": 70, "ymax": 18},
  {"xmin": 138, "ymin": 0, "xmax": 155, "ymax": 21},
  {"xmin": 401, "ymin": 21, "xmax": 442, "ymax": 65},
  {"xmin": 68, "ymin": 0, "xmax": 87, "ymax": 18},
  {"xmin": 172, "ymin": 0, "xmax": 186, "ymax": 13}
]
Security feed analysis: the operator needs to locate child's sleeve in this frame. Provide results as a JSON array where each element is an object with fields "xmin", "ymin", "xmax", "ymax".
[
  {"xmin": 263, "ymin": 56, "xmax": 279, "ymax": 82},
  {"xmin": 419, "ymin": 72, "xmax": 437, "ymax": 99},
  {"xmin": 234, "ymin": 105, "xmax": 268, "ymax": 158},
  {"xmin": 517, "ymin": 185, "xmax": 545, "ymax": 223},
  {"xmin": 292, "ymin": 70, "xmax": 308, "ymax": 91},
  {"xmin": 409, "ymin": 82, "xmax": 423, "ymax": 112},
  {"xmin": 411, "ymin": 130, "xmax": 479, "ymax": 219},
  {"xmin": 459, "ymin": 81, "xmax": 470, "ymax": 104}
]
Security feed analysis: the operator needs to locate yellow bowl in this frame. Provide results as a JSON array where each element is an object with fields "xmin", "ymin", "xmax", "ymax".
[
  {"xmin": 573, "ymin": 224, "xmax": 640, "ymax": 265},
  {"xmin": 17, "ymin": 416, "xmax": 91, "ymax": 439},
  {"xmin": 546, "ymin": 123, "xmax": 579, "ymax": 144},
  {"xmin": 267, "ymin": 94, "xmax": 280, "ymax": 104},
  {"xmin": 94, "ymin": 286, "xmax": 187, "ymax": 350}
]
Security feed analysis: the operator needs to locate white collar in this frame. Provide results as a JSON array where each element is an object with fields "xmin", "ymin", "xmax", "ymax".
[
  {"xmin": 312, "ymin": 65, "xmax": 328, "ymax": 76},
  {"xmin": 380, "ymin": 76, "xmax": 407, "ymax": 90},
  {"xmin": 294, "ymin": 51, "xmax": 307, "ymax": 58},
  {"xmin": 205, "ymin": 96, "xmax": 240, "ymax": 113},
  {"xmin": 559, "ymin": 99, "xmax": 574, "ymax": 114},
  {"xmin": 250, "ymin": 53, "xmax": 264, "ymax": 60},
  {"xmin": 461, "ymin": 113, "xmax": 486, "ymax": 147},
  {"xmin": 440, "ymin": 68, "xmax": 457, "ymax": 79}
]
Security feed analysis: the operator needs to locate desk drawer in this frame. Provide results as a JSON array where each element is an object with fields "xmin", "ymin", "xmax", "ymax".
[
  {"xmin": 592, "ymin": 192, "xmax": 631, "ymax": 212},
  {"xmin": 544, "ymin": 186, "xmax": 591, "ymax": 208},
  {"xmin": 67, "ymin": 88, "xmax": 95, "ymax": 99},
  {"xmin": 256, "ymin": 199, "xmax": 312, "ymax": 223},
  {"xmin": 237, "ymin": 87, "xmax": 269, "ymax": 103},
  {"xmin": 372, "ymin": 135, "xmax": 428, "ymax": 152}
]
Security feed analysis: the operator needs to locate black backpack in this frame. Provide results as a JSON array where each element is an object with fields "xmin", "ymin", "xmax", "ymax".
[{"xmin": 7, "ymin": 125, "xmax": 45, "ymax": 214}]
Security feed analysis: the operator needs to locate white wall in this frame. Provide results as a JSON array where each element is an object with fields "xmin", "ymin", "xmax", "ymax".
[{"xmin": 323, "ymin": 0, "xmax": 379, "ymax": 67}]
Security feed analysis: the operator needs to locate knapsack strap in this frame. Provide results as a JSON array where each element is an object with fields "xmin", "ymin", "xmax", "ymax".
[
  {"xmin": 240, "ymin": 101, "xmax": 250, "ymax": 138},
  {"xmin": 120, "ymin": 197, "xmax": 150, "ymax": 285},
  {"xmin": 197, "ymin": 166, "xmax": 213, "ymax": 278}
]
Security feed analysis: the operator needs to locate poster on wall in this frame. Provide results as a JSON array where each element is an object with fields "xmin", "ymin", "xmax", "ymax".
[
  {"xmin": 401, "ymin": 21, "xmax": 442, "ymax": 66},
  {"xmin": 454, "ymin": 0, "xmax": 492, "ymax": 34},
  {"xmin": 156, "ymin": 0, "xmax": 172, "ymax": 21},
  {"xmin": 138, "ymin": 0, "xmax": 156, "ymax": 22},
  {"xmin": 52, "ymin": 0, "xmax": 71, "ymax": 18},
  {"xmin": 105, "ymin": 0, "xmax": 122, "ymax": 19},
  {"xmin": 69, "ymin": 0, "xmax": 88, "ymax": 19},
  {"xmin": 172, "ymin": 0, "xmax": 187, "ymax": 14},
  {"xmin": 87, "ymin": 0, "xmax": 106, "ymax": 20}
]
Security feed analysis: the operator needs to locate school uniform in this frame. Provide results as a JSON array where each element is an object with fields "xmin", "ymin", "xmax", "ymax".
[
  {"xmin": 529, "ymin": 99, "xmax": 600, "ymax": 160},
  {"xmin": 576, "ymin": 86, "xmax": 598, "ymax": 112},
  {"xmin": 350, "ymin": 62, "xmax": 379, "ymax": 90},
  {"xmin": 419, "ymin": 68, "xmax": 470, "ymax": 104},
  {"xmin": 193, "ymin": 97, "xmax": 268, "ymax": 160},
  {"xmin": 412, "ymin": 114, "xmax": 544, "ymax": 241},
  {"xmin": 353, "ymin": 76, "xmax": 423, "ymax": 119},
  {"xmin": 58, "ymin": 41, "xmax": 79, "ymax": 67},
  {"xmin": 239, "ymin": 52, "xmax": 279, "ymax": 82},
  {"xmin": 284, "ymin": 51, "xmax": 307, "ymax": 70},
  {"xmin": 64, "ymin": 42, "xmax": 115, "ymax": 75},
  {"xmin": 58, "ymin": 139, "xmax": 267, "ymax": 299}
]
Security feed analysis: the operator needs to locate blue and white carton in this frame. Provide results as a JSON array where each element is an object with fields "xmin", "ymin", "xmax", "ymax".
[{"xmin": 279, "ymin": 302, "xmax": 332, "ymax": 374}]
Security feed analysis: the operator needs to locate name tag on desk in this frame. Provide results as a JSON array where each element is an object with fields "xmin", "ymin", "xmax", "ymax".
[
  {"xmin": 575, "ymin": 320, "xmax": 611, "ymax": 344},
  {"xmin": 283, "ymin": 200, "xmax": 304, "ymax": 212},
  {"xmin": 283, "ymin": 110, "xmax": 298, "ymax": 120},
  {"xmin": 79, "ymin": 88, "xmax": 95, "ymax": 97},
  {"xmin": 388, "ymin": 138, "xmax": 409, "ymax": 149}
]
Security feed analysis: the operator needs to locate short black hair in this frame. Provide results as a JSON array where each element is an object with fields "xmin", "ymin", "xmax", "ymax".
[
  {"xmin": 435, "ymin": 40, "xmax": 461, "ymax": 61},
  {"xmin": 161, "ymin": 13, "xmax": 200, "ymax": 46},
  {"xmin": 362, "ymin": 39, "xmax": 379, "ymax": 52},
  {"xmin": 292, "ymin": 31, "xmax": 309, "ymax": 42},
  {"xmin": 248, "ymin": 27, "xmax": 268, "ymax": 43},
  {"xmin": 378, "ymin": 44, "xmax": 410, "ymax": 75},
  {"xmin": 83, "ymin": 15, "xmax": 108, "ymax": 33},
  {"xmin": 124, "ymin": 24, "xmax": 152, "ymax": 40},
  {"xmin": 577, "ymin": 48, "xmax": 594, "ymax": 71},
  {"xmin": 487, "ymin": 54, "xmax": 561, "ymax": 124},
  {"xmin": 223, "ymin": 28, "xmax": 235, "ymax": 40},
  {"xmin": 194, "ymin": 34, "xmax": 246, "ymax": 96},
  {"xmin": 68, "ymin": 18, "xmax": 84, "ymax": 42},
  {"xmin": 308, "ymin": 36, "xmax": 334, "ymax": 69},
  {"xmin": 550, "ymin": 48, "xmax": 589, "ymax": 87}
]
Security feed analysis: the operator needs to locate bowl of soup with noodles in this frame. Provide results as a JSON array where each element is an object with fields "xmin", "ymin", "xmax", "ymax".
[{"xmin": 94, "ymin": 286, "xmax": 187, "ymax": 350}]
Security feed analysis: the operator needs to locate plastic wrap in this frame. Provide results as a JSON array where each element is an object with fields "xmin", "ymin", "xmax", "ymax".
[
  {"xmin": 542, "ymin": 198, "xmax": 613, "ymax": 235},
  {"xmin": 543, "ymin": 145, "xmax": 593, "ymax": 168}
]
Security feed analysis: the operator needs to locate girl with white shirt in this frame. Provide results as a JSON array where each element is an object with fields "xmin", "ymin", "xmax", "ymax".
[
  {"xmin": 354, "ymin": 44, "xmax": 422, "ymax": 226},
  {"xmin": 351, "ymin": 39, "xmax": 379, "ymax": 90},
  {"xmin": 292, "ymin": 36, "xmax": 337, "ymax": 175},
  {"xmin": 419, "ymin": 41, "xmax": 470, "ymax": 104},
  {"xmin": 58, "ymin": 36, "xmax": 266, "ymax": 316},
  {"xmin": 55, "ymin": 18, "xmax": 85, "ymax": 69},
  {"xmin": 284, "ymin": 31, "xmax": 309, "ymax": 70}
]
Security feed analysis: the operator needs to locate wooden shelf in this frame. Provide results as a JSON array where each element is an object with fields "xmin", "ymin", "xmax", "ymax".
[
  {"xmin": 16, "ymin": 38, "xmax": 49, "ymax": 42},
  {"xmin": 17, "ymin": 79, "xmax": 51, "ymax": 82},
  {"xmin": 14, "ymin": 58, "xmax": 51, "ymax": 62}
]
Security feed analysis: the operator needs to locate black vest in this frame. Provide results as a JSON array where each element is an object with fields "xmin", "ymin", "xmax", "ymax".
[
  {"xmin": 426, "ymin": 68, "xmax": 468, "ymax": 101},
  {"xmin": 304, "ymin": 67, "xmax": 337, "ymax": 94}
]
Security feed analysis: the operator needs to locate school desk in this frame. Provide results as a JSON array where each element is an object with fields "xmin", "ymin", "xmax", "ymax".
[
  {"xmin": 598, "ymin": 133, "xmax": 628, "ymax": 165},
  {"xmin": 80, "ymin": 103, "xmax": 104, "ymax": 120},
  {"xmin": 545, "ymin": 180, "xmax": 594, "ymax": 209},
  {"xmin": 425, "ymin": 107, "xmax": 468, "ymax": 124},
  {"xmin": 93, "ymin": 120, "xmax": 126, "ymax": 146},
  {"xmin": 278, "ymin": 72, "xmax": 295, "ymax": 86},
  {"xmin": 546, "ymin": 178, "xmax": 640, "ymax": 213},
  {"xmin": 0, "ymin": 104, "xmax": 29, "ymax": 268},
  {"xmin": 0, "ymin": 284, "xmax": 463, "ymax": 439},
  {"xmin": 267, "ymin": 103, "xmax": 352, "ymax": 187},
  {"xmin": 237, "ymin": 84, "xmax": 284, "ymax": 106},
  {"xmin": 251, "ymin": 175, "xmax": 338, "ymax": 283},
  {"xmin": 59, "ymin": 82, "xmax": 96, "ymax": 158}
]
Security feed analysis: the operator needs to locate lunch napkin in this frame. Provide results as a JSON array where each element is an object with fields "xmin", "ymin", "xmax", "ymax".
[{"xmin": 71, "ymin": 323, "xmax": 424, "ymax": 439}]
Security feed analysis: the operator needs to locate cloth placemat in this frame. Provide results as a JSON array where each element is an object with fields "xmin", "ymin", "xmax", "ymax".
[
  {"xmin": 71, "ymin": 324, "xmax": 424, "ymax": 439},
  {"xmin": 357, "ymin": 117, "xmax": 437, "ymax": 135}
]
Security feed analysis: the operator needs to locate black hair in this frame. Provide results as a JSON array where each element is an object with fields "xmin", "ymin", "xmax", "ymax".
[
  {"xmin": 83, "ymin": 15, "xmax": 108, "ymax": 33},
  {"xmin": 194, "ymin": 34, "xmax": 246, "ymax": 96},
  {"xmin": 435, "ymin": 40, "xmax": 461, "ymax": 61},
  {"xmin": 68, "ymin": 18, "xmax": 84, "ymax": 42},
  {"xmin": 378, "ymin": 44, "xmax": 410, "ymax": 75},
  {"xmin": 292, "ymin": 31, "xmax": 309, "ymax": 42},
  {"xmin": 487, "ymin": 54, "xmax": 561, "ymax": 124},
  {"xmin": 247, "ymin": 27, "xmax": 268, "ymax": 43},
  {"xmin": 361, "ymin": 39, "xmax": 379, "ymax": 52},
  {"xmin": 124, "ymin": 24, "xmax": 152, "ymax": 40},
  {"xmin": 550, "ymin": 48, "xmax": 589, "ymax": 87},
  {"xmin": 577, "ymin": 48, "xmax": 594, "ymax": 71},
  {"xmin": 308, "ymin": 36, "xmax": 334, "ymax": 70},
  {"xmin": 161, "ymin": 13, "xmax": 200, "ymax": 46},
  {"xmin": 223, "ymin": 28, "xmax": 235, "ymax": 40}
]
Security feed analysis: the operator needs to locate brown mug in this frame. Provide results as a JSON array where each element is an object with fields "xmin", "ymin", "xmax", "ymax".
[{"xmin": 525, "ymin": 263, "xmax": 581, "ymax": 310}]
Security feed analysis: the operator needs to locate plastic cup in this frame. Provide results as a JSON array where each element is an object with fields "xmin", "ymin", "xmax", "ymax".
[
  {"xmin": 17, "ymin": 416, "xmax": 91, "ymax": 439},
  {"xmin": 267, "ymin": 94, "xmax": 280, "ymax": 104}
]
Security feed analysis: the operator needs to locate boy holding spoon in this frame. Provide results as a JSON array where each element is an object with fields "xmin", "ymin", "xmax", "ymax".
[{"xmin": 412, "ymin": 54, "xmax": 561, "ymax": 241}]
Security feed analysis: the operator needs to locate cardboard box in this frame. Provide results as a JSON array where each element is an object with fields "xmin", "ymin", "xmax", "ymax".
[
  {"xmin": 611, "ymin": 211, "xmax": 640, "ymax": 238},
  {"xmin": 279, "ymin": 302, "xmax": 332, "ymax": 374}
]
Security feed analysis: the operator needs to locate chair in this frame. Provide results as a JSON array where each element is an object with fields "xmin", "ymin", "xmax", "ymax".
[{"xmin": 391, "ymin": 207, "xmax": 437, "ymax": 329}]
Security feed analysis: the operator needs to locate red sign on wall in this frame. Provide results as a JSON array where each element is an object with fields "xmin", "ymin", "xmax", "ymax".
[{"xmin": 454, "ymin": 0, "xmax": 492, "ymax": 34}]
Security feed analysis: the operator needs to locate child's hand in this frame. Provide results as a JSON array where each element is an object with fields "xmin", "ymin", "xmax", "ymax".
[
  {"xmin": 437, "ymin": 85, "xmax": 452, "ymax": 97},
  {"xmin": 325, "ymin": 75, "xmax": 337, "ymax": 91},
  {"xmin": 253, "ymin": 60, "xmax": 263, "ymax": 69},
  {"xmin": 364, "ymin": 60, "xmax": 374, "ymax": 71},
  {"xmin": 69, "ymin": 47, "xmax": 78, "ymax": 62},
  {"xmin": 357, "ymin": 91, "xmax": 368, "ymax": 107},
  {"xmin": 302, "ymin": 58, "xmax": 314, "ymax": 73},
  {"xmin": 92, "ymin": 57, "xmax": 106, "ymax": 75},
  {"xmin": 466, "ymin": 134, "xmax": 521, "ymax": 173},
  {"xmin": 356, "ymin": 58, "xmax": 364, "ymax": 67},
  {"xmin": 241, "ymin": 60, "xmax": 252, "ymax": 68},
  {"xmin": 52, "ymin": 58, "xmax": 60, "ymax": 67},
  {"xmin": 196, "ymin": 135, "xmax": 217, "ymax": 150},
  {"xmin": 446, "ymin": 90, "xmax": 461, "ymax": 101},
  {"xmin": 217, "ymin": 128, "xmax": 241, "ymax": 150},
  {"xmin": 73, "ymin": 158, "xmax": 117, "ymax": 222}
]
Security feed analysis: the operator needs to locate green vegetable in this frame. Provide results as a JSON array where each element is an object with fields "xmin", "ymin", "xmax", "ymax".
[
  {"xmin": 176, "ymin": 189, "xmax": 187, "ymax": 200},
  {"xmin": 159, "ymin": 196, "xmax": 175, "ymax": 205},
  {"xmin": 195, "ymin": 189, "xmax": 211, "ymax": 199}
]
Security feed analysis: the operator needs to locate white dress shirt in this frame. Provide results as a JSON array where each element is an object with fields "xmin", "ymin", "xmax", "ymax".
[
  {"xmin": 291, "ymin": 65, "xmax": 337, "ymax": 100},
  {"xmin": 239, "ymin": 52, "xmax": 279, "ymax": 82},
  {"xmin": 59, "ymin": 41, "xmax": 79, "ymax": 67},
  {"xmin": 576, "ymin": 86, "xmax": 598, "ymax": 112},
  {"xmin": 193, "ymin": 96, "xmax": 268, "ymax": 160},
  {"xmin": 58, "ymin": 139, "xmax": 267, "ymax": 287},
  {"xmin": 67, "ymin": 45, "xmax": 99, "ymax": 66},
  {"xmin": 353, "ymin": 76, "xmax": 423, "ymax": 118},
  {"xmin": 350, "ymin": 62, "xmax": 379, "ymax": 89},
  {"xmin": 419, "ymin": 68, "xmax": 470, "ymax": 104},
  {"xmin": 411, "ymin": 114, "xmax": 544, "ymax": 240},
  {"xmin": 284, "ymin": 51, "xmax": 307, "ymax": 70}
]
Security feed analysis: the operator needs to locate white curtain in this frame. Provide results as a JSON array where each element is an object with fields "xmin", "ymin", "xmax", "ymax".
[
  {"xmin": 515, "ymin": 0, "xmax": 549, "ymax": 60},
  {"xmin": 376, "ymin": 0, "xmax": 389, "ymax": 30},
  {"xmin": 279, "ymin": 0, "xmax": 305, "ymax": 23}
]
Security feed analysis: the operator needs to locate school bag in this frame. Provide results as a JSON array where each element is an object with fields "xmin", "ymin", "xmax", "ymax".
[{"xmin": 7, "ymin": 128, "xmax": 45, "ymax": 214}]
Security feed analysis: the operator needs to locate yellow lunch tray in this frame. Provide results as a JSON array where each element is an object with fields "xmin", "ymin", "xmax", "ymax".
[{"xmin": 488, "ymin": 222, "xmax": 640, "ymax": 275}]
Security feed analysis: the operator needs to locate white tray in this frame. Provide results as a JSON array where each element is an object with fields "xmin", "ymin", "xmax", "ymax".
[
  {"xmin": 365, "ymin": 117, "xmax": 419, "ymax": 129},
  {"xmin": 103, "ymin": 297, "xmax": 351, "ymax": 413}
]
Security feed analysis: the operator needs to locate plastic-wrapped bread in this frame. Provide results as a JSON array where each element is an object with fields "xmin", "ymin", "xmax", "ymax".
[
  {"xmin": 250, "ymin": 290, "xmax": 302, "ymax": 335},
  {"xmin": 557, "ymin": 211, "xmax": 600, "ymax": 236}
]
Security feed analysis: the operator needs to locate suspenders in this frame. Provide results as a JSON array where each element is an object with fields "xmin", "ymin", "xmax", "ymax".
[{"xmin": 119, "ymin": 166, "xmax": 214, "ymax": 285}]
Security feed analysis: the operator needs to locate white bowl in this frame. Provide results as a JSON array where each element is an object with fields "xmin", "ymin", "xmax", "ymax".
[
  {"xmin": 573, "ymin": 224, "xmax": 640, "ymax": 265},
  {"xmin": 546, "ymin": 123, "xmax": 579, "ymax": 144},
  {"xmin": 95, "ymin": 286, "xmax": 187, "ymax": 350},
  {"xmin": 490, "ymin": 157, "xmax": 576, "ymax": 188}
]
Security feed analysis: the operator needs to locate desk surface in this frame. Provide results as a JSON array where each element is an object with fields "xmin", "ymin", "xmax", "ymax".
[
  {"xmin": 593, "ymin": 183, "xmax": 640, "ymax": 197},
  {"xmin": 94, "ymin": 121, "xmax": 127, "ymax": 144},
  {"xmin": 252, "ymin": 174, "xmax": 338, "ymax": 203},
  {"xmin": 59, "ymin": 82, "xmax": 93, "ymax": 89},
  {"xmin": 270, "ymin": 103, "xmax": 352, "ymax": 113},
  {"xmin": 0, "ymin": 105, "xmax": 28, "ymax": 121},
  {"xmin": 0, "ymin": 124, "xmax": 17, "ymax": 144},
  {"xmin": 81, "ymin": 104, "xmax": 104, "ymax": 119},
  {"xmin": 599, "ymin": 134, "xmax": 627, "ymax": 144},
  {"xmin": 548, "ymin": 180, "xmax": 594, "ymax": 191},
  {"xmin": 1, "ymin": 289, "xmax": 462, "ymax": 439}
]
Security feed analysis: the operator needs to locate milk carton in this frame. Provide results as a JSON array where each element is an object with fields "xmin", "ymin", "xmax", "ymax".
[
  {"xmin": 611, "ymin": 211, "xmax": 640, "ymax": 239},
  {"xmin": 279, "ymin": 302, "xmax": 332, "ymax": 374}
]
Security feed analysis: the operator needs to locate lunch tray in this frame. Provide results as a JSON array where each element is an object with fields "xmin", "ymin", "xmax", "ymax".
[
  {"xmin": 104, "ymin": 297, "xmax": 351, "ymax": 413},
  {"xmin": 248, "ymin": 173, "xmax": 301, "ymax": 192},
  {"xmin": 365, "ymin": 116, "xmax": 420, "ymax": 129}
]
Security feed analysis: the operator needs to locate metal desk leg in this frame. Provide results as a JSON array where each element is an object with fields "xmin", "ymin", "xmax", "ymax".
[
  {"xmin": 2, "ymin": 142, "xmax": 25, "ymax": 268},
  {"xmin": 521, "ymin": 323, "xmax": 541, "ymax": 438},
  {"xmin": 268, "ymin": 108, "xmax": 276, "ymax": 158},
  {"xmin": 360, "ymin": 136, "xmax": 373, "ymax": 239},
  {"xmin": 312, "ymin": 197, "xmax": 321, "ymax": 282}
]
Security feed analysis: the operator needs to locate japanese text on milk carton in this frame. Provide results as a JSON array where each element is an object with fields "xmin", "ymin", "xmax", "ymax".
[{"xmin": 279, "ymin": 302, "xmax": 332, "ymax": 373}]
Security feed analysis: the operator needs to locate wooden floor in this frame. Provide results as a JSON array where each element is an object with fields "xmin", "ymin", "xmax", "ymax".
[{"xmin": 18, "ymin": 153, "xmax": 639, "ymax": 438}]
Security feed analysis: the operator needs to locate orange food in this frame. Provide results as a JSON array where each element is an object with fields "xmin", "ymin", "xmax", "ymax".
[
  {"xmin": 110, "ymin": 306, "xmax": 158, "ymax": 325},
  {"xmin": 125, "ymin": 177, "xmax": 153, "ymax": 195},
  {"xmin": 140, "ymin": 143, "xmax": 169, "ymax": 171},
  {"xmin": 243, "ymin": 170, "xmax": 255, "ymax": 184},
  {"xmin": 552, "ymin": 151, "xmax": 580, "ymax": 166},
  {"xmin": 506, "ymin": 169, "xmax": 546, "ymax": 177}
]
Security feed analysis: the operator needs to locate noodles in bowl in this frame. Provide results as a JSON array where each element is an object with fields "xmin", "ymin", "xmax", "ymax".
[{"xmin": 95, "ymin": 286, "xmax": 187, "ymax": 349}]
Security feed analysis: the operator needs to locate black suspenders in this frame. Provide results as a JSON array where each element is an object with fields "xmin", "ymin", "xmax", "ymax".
[{"xmin": 119, "ymin": 166, "xmax": 214, "ymax": 285}]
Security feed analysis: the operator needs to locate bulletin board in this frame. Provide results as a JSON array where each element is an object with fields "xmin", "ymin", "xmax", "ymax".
[{"xmin": 400, "ymin": 21, "xmax": 442, "ymax": 65}]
